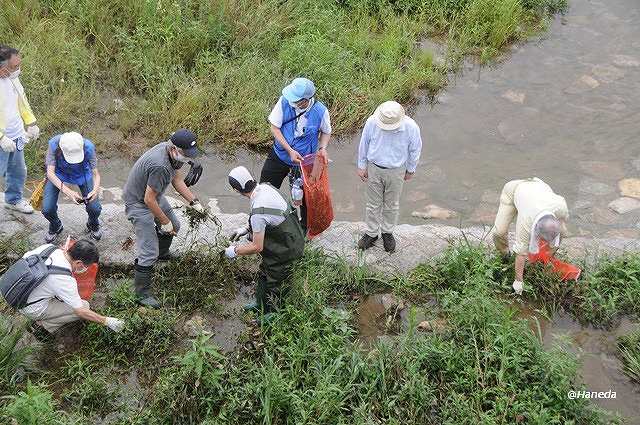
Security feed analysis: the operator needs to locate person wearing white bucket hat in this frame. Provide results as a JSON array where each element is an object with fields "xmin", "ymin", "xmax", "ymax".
[
  {"xmin": 356, "ymin": 101, "xmax": 423, "ymax": 253},
  {"xmin": 260, "ymin": 77, "xmax": 332, "ymax": 232},
  {"xmin": 42, "ymin": 131, "xmax": 103, "ymax": 243}
]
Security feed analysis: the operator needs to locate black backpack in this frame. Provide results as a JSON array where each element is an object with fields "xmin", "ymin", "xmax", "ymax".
[{"xmin": 0, "ymin": 245, "xmax": 72, "ymax": 309}]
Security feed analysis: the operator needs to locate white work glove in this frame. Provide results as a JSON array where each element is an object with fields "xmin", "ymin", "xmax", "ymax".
[
  {"xmin": 512, "ymin": 280, "xmax": 524, "ymax": 296},
  {"xmin": 26, "ymin": 125, "xmax": 40, "ymax": 140},
  {"xmin": 224, "ymin": 245, "xmax": 237, "ymax": 259},
  {"xmin": 229, "ymin": 227, "xmax": 249, "ymax": 242},
  {"xmin": 189, "ymin": 200, "xmax": 206, "ymax": 214},
  {"xmin": 0, "ymin": 135, "xmax": 16, "ymax": 153},
  {"xmin": 104, "ymin": 317, "xmax": 125, "ymax": 332},
  {"xmin": 159, "ymin": 220, "xmax": 175, "ymax": 235}
]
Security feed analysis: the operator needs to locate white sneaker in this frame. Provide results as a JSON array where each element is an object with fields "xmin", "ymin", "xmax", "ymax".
[{"xmin": 4, "ymin": 199, "xmax": 34, "ymax": 214}]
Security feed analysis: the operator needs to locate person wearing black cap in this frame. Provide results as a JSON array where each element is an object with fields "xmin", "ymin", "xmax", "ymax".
[
  {"xmin": 123, "ymin": 129, "xmax": 205, "ymax": 308},
  {"xmin": 226, "ymin": 166, "xmax": 305, "ymax": 318}
]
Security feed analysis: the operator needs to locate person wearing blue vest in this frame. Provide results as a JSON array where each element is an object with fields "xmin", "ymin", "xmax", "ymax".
[
  {"xmin": 42, "ymin": 132, "xmax": 102, "ymax": 243},
  {"xmin": 260, "ymin": 77, "xmax": 332, "ymax": 231}
]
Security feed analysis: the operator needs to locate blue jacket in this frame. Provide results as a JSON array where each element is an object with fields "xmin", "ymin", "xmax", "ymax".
[
  {"xmin": 273, "ymin": 98, "xmax": 327, "ymax": 166},
  {"xmin": 48, "ymin": 136, "xmax": 95, "ymax": 186}
]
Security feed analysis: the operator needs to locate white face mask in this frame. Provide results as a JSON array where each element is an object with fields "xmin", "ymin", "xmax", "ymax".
[
  {"xmin": 172, "ymin": 150, "xmax": 190, "ymax": 164},
  {"xmin": 9, "ymin": 69, "xmax": 21, "ymax": 80}
]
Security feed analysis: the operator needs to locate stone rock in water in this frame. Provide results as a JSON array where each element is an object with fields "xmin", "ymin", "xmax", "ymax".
[
  {"xmin": 578, "ymin": 178, "xmax": 614, "ymax": 196},
  {"xmin": 417, "ymin": 319, "xmax": 447, "ymax": 333},
  {"xmin": 609, "ymin": 197, "xmax": 640, "ymax": 214},
  {"xmin": 381, "ymin": 294, "xmax": 404, "ymax": 312},
  {"xmin": 618, "ymin": 179, "xmax": 640, "ymax": 199},
  {"xmin": 411, "ymin": 205, "xmax": 458, "ymax": 220},
  {"xmin": 613, "ymin": 55, "xmax": 640, "ymax": 67},
  {"xmin": 501, "ymin": 90, "xmax": 526, "ymax": 104},
  {"xmin": 183, "ymin": 315, "xmax": 207, "ymax": 337}
]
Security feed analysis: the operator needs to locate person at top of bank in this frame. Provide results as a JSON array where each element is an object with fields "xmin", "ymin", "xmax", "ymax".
[{"xmin": 260, "ymin": 77, "xmax": 332, "ymax": 232}]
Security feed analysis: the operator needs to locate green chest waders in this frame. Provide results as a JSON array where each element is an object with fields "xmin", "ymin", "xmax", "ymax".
[{"xmin": 251, "ymin": 204, "xmax": 305, "ymax": 313}]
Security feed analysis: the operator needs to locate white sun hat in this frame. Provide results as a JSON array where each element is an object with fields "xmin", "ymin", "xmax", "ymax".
[
  {"xmin": 374, "ymin": 101, "xmax": 405, "ymax": 131},
  {"xmin": 59, "ymin": 132, "xmax": 85, "ymax": 164}
]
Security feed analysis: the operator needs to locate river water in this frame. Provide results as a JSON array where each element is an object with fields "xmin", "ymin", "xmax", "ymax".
[{"xmin": 97, "ymin": 0, "xmax": 640, "ymax": 240}]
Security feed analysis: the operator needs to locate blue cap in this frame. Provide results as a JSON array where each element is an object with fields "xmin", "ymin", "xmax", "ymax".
[
  {"xmin": 170, "ymin": 129, "xmax": 199, "ymax": 158},
  {"xmin": 282, "ymin": 78, "xmax": 316, "ymax": 103}
]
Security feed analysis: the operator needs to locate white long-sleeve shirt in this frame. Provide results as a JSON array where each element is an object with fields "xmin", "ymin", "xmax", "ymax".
[{"xmin": 357, "ymin": 115, "xmax": 423, "ymax": 172}]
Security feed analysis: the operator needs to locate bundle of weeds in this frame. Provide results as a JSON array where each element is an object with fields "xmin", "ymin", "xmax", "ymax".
[
  {"xmin": 155, "ymin": 245, "xmax": 242, "ymax": 312},
  {"xmin": 617, "ymin": 329, "xmax": 640, "ymax": 384},
  {"xmin": 81, "ymin": 281, "xmax": 177, "ymax": 366},
  {"xmin": 0, "ymin": 317, "xmax": 32, "ymax": 396}
]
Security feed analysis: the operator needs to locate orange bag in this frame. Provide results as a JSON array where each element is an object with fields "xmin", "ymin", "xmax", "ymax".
[
  {"xmin": 529, "ymin": 241, "xmax": 581, "ymax": 281},
  {"xmin": 300, "ymin": 153, "xmax": 334, "ymax": 239},
  {"xmin": 64, "ymin": 237, "xmax": 98, "ymax": 300}
]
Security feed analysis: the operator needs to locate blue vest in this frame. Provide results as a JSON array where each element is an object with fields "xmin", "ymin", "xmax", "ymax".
[
  {"xmin": 48, "ymin": 136, "xmax": 95, "ymax": 186},
  {"xmin": 273, "ymin": 98, "xmax": 327, "ymax": 166}
]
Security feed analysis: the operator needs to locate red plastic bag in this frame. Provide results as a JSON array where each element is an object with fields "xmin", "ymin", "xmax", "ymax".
[
  {"xmin": 64, "ymin": 237, "xmax": 98, "ymax": 301},
  {"xmin": 301, "ymin": 153, "xmax": 334, "ymax": 239},
  {"xmin": 529, "ymin": 241, "xmax": 581, "ymax": 281}
]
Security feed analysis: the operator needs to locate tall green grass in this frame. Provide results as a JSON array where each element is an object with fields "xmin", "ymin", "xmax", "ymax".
[{"xmin": 2, "ymin": 0, "xmax": 563, "ymax": 154}]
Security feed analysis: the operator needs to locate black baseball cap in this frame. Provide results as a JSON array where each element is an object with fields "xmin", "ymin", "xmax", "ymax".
[{"xmin": 169, "ymin": 129, "xmax": 199, "ymax": 158}]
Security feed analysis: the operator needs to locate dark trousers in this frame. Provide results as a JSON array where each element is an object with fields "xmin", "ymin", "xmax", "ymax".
[{"xmin": 259, "ymin": 150, "xmax": 307, "ymax": 231}]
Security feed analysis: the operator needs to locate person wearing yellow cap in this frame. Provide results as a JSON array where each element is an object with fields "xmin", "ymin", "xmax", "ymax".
[
  {"xmin": 260, "ymin": 77, "xmax": 332, "ymax": 232},
  {"xmin": 42, "ymin": 132, "xmax": 103, "ymax": 243},
  {"xmin": 0, "ymin": 45, "xmax": 40, "ymax": 214},
  {"xmin": 356, "ymin": 101, "xmax": 423, "ymax": 253}
]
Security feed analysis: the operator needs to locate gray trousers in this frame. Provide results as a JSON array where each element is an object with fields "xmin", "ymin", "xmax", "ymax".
[
  {"xmin": 31, "ymin": 299, "xmax": 90, "ymax": 333},
  {"xmin": 364, "ymin": 164, "xmax": 405, "ymax": 237},
  {"xmin": 125, "ymin": 196, "xmax": 181, "ymax": 267}
]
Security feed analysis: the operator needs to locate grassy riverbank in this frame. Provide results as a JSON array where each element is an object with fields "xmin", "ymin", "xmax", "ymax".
[
  {"xmin": 2, "ymin": 237, "xmax": 638, "ymax": 423},
  {"xmin": 2, "ymin": 0, "xmax": 566, "ymax": 161}
]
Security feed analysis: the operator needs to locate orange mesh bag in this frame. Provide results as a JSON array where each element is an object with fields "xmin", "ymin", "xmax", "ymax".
[
  {"xmin": 529, "ymin": 241, "xmax": 581, "ymax": 281},
  {"xmin": 300, "ymin": 153, "xmax": 334, "ymax": 239},
  {"xmin": 64, "ymin": 237, "xmax": 98, "ymax": 300}
]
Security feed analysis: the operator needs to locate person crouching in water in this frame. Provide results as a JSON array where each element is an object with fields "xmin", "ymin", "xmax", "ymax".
[
  {"xmin": 42, "ymin": 132, "xmax": 102, "ymax": 242},
  {"xmin": 224, "ymin": 166, "xmax": 305, "ymax": 320}
]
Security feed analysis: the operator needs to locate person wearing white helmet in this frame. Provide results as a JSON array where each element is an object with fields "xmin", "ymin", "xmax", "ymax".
[
  {"xmin": 356, "ymin": 101, "xmax": 423, "ymax": 253},
  {"xmin": 42, "ymin": 132, "xmax": 103, "ymax": 243},
  {"xmin": 226, "ymin": 166, "xmax": 305, "ymax": 318},
  {"xmin": 260, "ymin": 77, "xmax": 332, "ymax": 232},
  {"xmin": 0, "ymin": 45, "xmax": 40, "ymax": 214}
]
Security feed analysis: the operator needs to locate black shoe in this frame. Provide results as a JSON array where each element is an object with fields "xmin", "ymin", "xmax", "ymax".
[
  {"xmin": 382, "ymin": 233, "xmax": 396, "ymax": 253},
  {"xmin": 358, "ymin": 234, "xmax": 378, "ymax": 250},
  {"xmin": 86, "ymin": 225, "xmax": 102, "ymax": 241}
]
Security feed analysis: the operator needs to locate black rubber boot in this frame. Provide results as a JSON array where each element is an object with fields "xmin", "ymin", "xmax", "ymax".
[
  {"xmin": 157, "ymin": 233, "xmax": 177, "ymax": 262},
  {"xmin": 134, "ymin": 261, "xmax": 160, "ymax": 309}
]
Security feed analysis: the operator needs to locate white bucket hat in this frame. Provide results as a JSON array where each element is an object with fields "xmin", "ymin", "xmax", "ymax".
[
  {"xmin": 59, "ymin": 132, "xmax": 85, "ymax": 164},
  {"xmin": 374, "ymin": 101, "xmax": 405, "ymax": 131}
]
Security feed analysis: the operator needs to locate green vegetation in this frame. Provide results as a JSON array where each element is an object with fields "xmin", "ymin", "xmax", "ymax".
[
  {"xmin": 0, "ymin": 318, "xmax": 32, "ymax": 395},
  {"xmin": 4, "ymin": 240, "xmax": 638, "ymax": 423},
  {"xmin": 1, "ymin": 0, "xmax": 565, "ymax": 164},
  {"xmin": 617, "ymin": 329, "xmax": 640, "ymax": 384}
]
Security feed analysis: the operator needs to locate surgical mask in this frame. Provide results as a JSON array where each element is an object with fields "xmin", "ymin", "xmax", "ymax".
[
  {"xmin": 289, "ymin": 97, "xmax": 313, "ymax": 112},
  {"xmin": 73, "ymin": 263, "xmax": 88, "ymax": 275},
  {"xmin": 9, "ymin": 68, "xmax": 20, "ymax": 80},
  {"xmin": 173, "ymin": 151, "xmax": 190, "ymax": 164}
]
